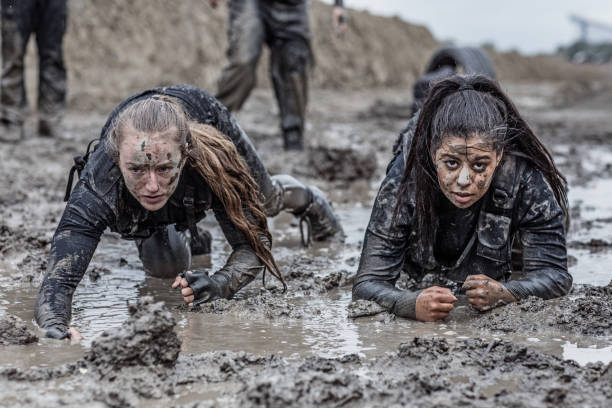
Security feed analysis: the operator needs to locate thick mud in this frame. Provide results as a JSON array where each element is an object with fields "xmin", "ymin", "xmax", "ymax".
[
  {"xmin": 1, "ymin": 77, "xmax": 612, "ymax": 406},
  {"xmin": 0, "ymin": 315, "xmax": 38, "ymax": 346},
  {"xmin": 1, "ymin": 294, "xmax": 610, "ymax": 408}
]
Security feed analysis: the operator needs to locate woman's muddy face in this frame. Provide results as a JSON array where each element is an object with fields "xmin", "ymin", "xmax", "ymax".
[
  {"xmin": 433, "ymin": 133, "xmax": 503, "ymax": 209},
  {"xmin": 118, "ymin": 128, "xmax": 186, "ymax": 211}
]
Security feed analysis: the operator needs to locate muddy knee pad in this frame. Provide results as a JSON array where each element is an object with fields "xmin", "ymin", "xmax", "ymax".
[{"xmin": 137, "ymin": 225, "xmax": 192, "ymax": 278}]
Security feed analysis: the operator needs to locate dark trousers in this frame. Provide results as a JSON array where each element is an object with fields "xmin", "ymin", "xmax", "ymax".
[
  {"xmin": 216, "ymin": 0, "xmax": 311, "ymax": 137},
  {"xmin": 1, "ymin": 0, "xmax": 67, "ymax": 125}
]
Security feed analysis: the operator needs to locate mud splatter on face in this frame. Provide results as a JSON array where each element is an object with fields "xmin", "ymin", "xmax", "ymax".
[
  {"xmin": 117, "ymin": 128, "xmax": 186, "ymax": 211},
  {"xmin": 433, "ymin": 133, "xmax": 503, "ymax": 209}
]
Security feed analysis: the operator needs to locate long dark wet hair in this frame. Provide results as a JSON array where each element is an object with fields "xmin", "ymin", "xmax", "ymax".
[
  {"xmin": 106, "ymin": 96, "xmax": 284, "ymax": 289},
  {"xmin": 393, "ymin": 74, "xmax": 568, "ymax": 250}
]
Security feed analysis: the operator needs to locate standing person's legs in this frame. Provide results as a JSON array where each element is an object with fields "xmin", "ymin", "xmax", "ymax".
[
  {"xmin": 35, "ymin": 0, "xmax": 67, "ymax": 137},
  {"xmin": 264, "ymin": 0, "xmax": 311, "ymax": 150},
  {"xmin": 216, "ymin": 0, "xmax": 265, "ymax": 111},
  {"xmin": 0, "ymin": 0, "xmax": 34, "ymax": 141}
]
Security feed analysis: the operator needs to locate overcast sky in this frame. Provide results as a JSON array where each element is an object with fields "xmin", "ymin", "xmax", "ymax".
[{"xmin": 325, "ymin": 0, "xmax": 612, "ymax": 54}]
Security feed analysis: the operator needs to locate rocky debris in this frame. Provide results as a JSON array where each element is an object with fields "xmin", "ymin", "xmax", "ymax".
[
  {"xmin": 347, "ymin": 299, "xmax": 387, "ymax": 318},
  {"xmin": 83, "ymin": 296, "xmax": 181, "ymax": 374},
  {"xmin": 174, "ymin": 351, "xmax": 271, "ymax": 386},
  {"xmin": 234, "ymin": 337, "xmax": 612, "ymax": 408},
  {"xmin": 191, "ymin": 292, "xmax": 304, "ymax": 320},
  {"xmin": 473, "ymin": 281, "xmax": 612, "ymax": 337},
  {"xmin": 284, "ymin": 254, "xmax": 353, "ymax": 293},
  {"xmin": 87, "ymin": 265, "xmax": 111, "ymax": 282},
  {"xmin": 0, "ymin": 314, "xmax": 38, "ymax": 346},
  {"xmin": 307, "ymin": 145, "xmax": 377, "ymax": 182}
]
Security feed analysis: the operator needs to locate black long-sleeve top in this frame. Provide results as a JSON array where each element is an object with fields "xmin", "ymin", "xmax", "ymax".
[
  {"xmin": 35, "ymin": 85, "xmax": 268, "ymax": 333},
  {"xmin": 353, "ymin": 125, "xmax": 572, "ymax": 319}
]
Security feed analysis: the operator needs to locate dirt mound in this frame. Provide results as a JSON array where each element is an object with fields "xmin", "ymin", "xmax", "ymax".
[
  {"xmin": 11, "ymin": 1, "xmax": 609, "ymax": 114},
  {"xmin": 56, "ymin": 0, "xmax": 439, "ymax": 111},
  {"xmin": 347, "ymin": 299, "xmax": 387, "ymax": 318},
  {"xmin": 83, "ymin": 296, "xmax": 180, "ymax": 374},
  {"xmin": 236, "ymin": 337, "xmax": 611, "ymax": 407},
  {"xmin": 308, "ymin": 144, "xmax": 377, "ymax": 182},
  {"xmin": 474, "ymin": 282, "xmax": 612, "ymax": 337},
  {"xmin": 0, "ymin": 314, "xmax": 38, "ymax": 346}
]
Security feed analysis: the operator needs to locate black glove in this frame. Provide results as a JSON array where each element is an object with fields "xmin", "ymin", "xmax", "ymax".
[
  {"xmin": 44, "ymin": 326, "xmax": 70, "ymax": 340},
  {"xmin": 184, "ymin": 270, "xmax": 230, "ymax": 305}
]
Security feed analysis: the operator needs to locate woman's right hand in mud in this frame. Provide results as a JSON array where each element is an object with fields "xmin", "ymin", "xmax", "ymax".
[{"xmin": 415, "ymin": 286, "xmax": 457, "ymax": 322}]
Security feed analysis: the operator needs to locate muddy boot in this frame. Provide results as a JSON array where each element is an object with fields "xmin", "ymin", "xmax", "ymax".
[
  {"xmin": 0, "ymin": 121, "xmax": 24, "ymax": 142},
  {"xmin": 268, "ymin": 175, "xmax": 344, "ymax": 244},
  {"xmin": 295, "ymin": 186, "xmax": 344, "ymax": 244},
  {"xmin": 189, "ymin": 228, "xmax": 212, "ymax": 256},
  {"xmin": 283, "ymin": 128, "xmax": 303, "ymax": 151}
]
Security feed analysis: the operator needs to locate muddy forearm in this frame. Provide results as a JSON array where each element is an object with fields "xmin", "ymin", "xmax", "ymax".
[
  {"xmin": 213, "ymin": 246, "xmax": 265, "ymax": 298},
  {"xmin": 211, "ymin": 195, "xmax": 268, "ymax": 297},
  {"xmin": 353, "ymin": 280, "xmax": 420, "ymax": 319},
  {"xmin": 36, "ymin": 229, "xmax": 100, "ymax": 330},
  {"xmin": 507, "ymin": 169, "xmax": 571, "ymax": 300},
  {"xmin": 504, "ymin": 268, "xmax": 572, "ymax": 300},
  {"xmin": 35, "ymin": 183, "xmax": 110, "ymax": 331},
  {"xmin": 507, "ymin": 220, "xmax": 570, "ymax": 299}
]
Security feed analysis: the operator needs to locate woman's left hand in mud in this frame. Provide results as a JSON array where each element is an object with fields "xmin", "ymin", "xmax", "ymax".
[
  {"xmin": 172, "ymin": 275, "xmax": 195, "ymax": 305},
  {"xmin": 461, "ymin": 274, "xmax": 517, "ymax": 311}
]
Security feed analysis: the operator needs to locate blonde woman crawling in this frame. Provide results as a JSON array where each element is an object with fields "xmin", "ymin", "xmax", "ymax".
[{"xmin": 36, "ymin": 85, "xmax": 343, "ymax": 339}]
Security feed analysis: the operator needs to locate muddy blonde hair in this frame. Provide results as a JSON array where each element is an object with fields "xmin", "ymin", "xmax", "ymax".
[
  {"xmin": 105, "ymin": 95, "xmax": 190, "ymax": 161},
  {"xmin": 106, "ymin": 95, "xmax": 284, "ymax": 287}
]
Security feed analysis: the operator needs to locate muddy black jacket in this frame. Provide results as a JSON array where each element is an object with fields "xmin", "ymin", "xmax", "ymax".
[
  {"xmin": 35, "ymin": 85, "xmax": 268, "ymax": 333},
  {"xmin": 353, "ymin": 121, "xmax": 571, "ymax": 319}
]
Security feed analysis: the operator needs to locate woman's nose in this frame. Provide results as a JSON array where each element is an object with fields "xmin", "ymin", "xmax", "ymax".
[
  {"xmin": 144, "ymin": 170, "xmax": 160, "ymax": 192},
  {"xmin": 457, "ymin": 165, "xmax": 471, "ymax": 187}
]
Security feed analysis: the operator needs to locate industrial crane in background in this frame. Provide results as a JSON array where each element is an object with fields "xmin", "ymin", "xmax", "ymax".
[
  {"xmin": 564, "ymin": 14, "xmax": 612, "ymax": 63},
  {"xmin": 570, "ymin": 14, "xmax": 612, "ymax": 43}
]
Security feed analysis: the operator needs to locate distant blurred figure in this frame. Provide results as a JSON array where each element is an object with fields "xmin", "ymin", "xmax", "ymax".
[
  {"xmin": 1, "ymin": 0, "xmax": 67, "ymax": 142},
  {"xmin": 210, "ymin": 0, "xmax": 347, "ymax": 151}
]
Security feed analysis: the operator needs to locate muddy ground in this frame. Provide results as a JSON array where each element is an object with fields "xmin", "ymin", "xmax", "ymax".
[{"xmin": 0, "ymin": 77, "xmax": 611, "ymax": 406}]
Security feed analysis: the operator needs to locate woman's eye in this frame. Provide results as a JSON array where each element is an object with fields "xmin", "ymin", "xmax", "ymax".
[
  {"xmin": 472, "ymin": 162, "xmax": 486, "ymax": 172},
  {"xmin": 444, "ymin": 160, "xmax": 458, "ymax": 169},
  {"xmin": 157, "ymin": 167, "xmax": 172, "ymax": 174}
]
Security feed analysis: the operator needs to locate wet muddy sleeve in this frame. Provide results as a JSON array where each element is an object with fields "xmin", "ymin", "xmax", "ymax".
[
  {"xmin": 352, "ymin": 155, "xmax": 421, "ymax": 318},
  {"xmin": 504, "ymin": 168, "xmax": 571, "ymax": 300},
  {"xmin": 210, "ymin": 194, "xmax": 265, "ymax": 295},
  {"xmin": 35, "ymin": 181, "xmax": 114, "ymax": 331}
]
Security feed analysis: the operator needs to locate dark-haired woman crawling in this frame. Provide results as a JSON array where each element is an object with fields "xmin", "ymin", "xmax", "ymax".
[
  {"xmin": 36, "ymin": 85, "xmax": 344, "ymax": 339},
  {"xmin": 353, "ymin": 75, "xmax": 571, "ymax": 322}
]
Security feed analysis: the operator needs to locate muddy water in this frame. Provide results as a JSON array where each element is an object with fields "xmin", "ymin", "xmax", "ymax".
[{"xmin": 0, "ymin": 196, "xmax": 610, "ymax": 373}]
